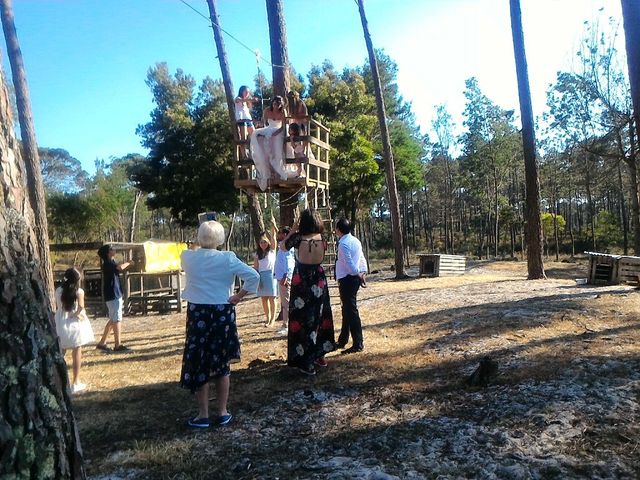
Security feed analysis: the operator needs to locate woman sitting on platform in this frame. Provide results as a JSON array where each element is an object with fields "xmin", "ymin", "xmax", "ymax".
[{"xmin": 250, "ymin": 95, "xmax": 293, "ymax": 190}]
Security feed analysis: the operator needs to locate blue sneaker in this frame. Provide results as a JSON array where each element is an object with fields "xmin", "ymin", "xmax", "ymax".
[
  {"xmin": 187, "ymin": 417, "xmax": 210, "ymax": 429},
  {"xmin": 216, "ymin": 414, "xmax": 233, "ymax": 426}
]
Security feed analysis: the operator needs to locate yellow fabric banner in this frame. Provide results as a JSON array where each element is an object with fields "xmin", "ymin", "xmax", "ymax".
[{"xmin": 142, "ymin": 241, "xmax": 187, "ymax": 273}]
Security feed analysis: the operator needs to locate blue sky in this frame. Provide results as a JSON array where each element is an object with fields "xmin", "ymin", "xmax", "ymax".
[{"xmin": 2, "ymin": 0, "xmax": 623, "ymax": 174}]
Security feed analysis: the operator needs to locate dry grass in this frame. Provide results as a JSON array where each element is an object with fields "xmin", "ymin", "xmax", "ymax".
[{"xmin": 69, "ymin": 259, "xmax": 640, "ymax": 479}]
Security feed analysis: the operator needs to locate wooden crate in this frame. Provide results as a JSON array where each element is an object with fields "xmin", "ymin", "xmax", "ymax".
[
  {"xmin": 586, "ymin": 252, "xmax": 640, "ymax": 285},
  {"xmin": 417, "ymin": 254, "xmax": 466, "ymax": 277},
  {"xmin": 618, "ymin": 256, "xmax": 640, "ymax": 286},
  {"xmin": 586, "ymin": 252, "xmax": 620, "ymax": 285}
]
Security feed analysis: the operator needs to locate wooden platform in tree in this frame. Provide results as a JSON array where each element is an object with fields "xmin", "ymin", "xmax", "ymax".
[{"xmin": 233, "ymin": 116, "xmax": 330, "ymax": 194}]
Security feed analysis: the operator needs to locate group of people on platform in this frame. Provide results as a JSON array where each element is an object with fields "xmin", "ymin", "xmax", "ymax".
[
  {"xmin": 53, "ymin": 208, "xmax": 367, "ymax": 430},
  {"xmin": 235, "ymin": 86, "xmax": 310, "ymax": 191},
  {"xmin": 179, "ymin": 209, "xmax": 367, "ymax": 428}
]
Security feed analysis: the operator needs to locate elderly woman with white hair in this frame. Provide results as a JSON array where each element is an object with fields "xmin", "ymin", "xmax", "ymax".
[{"xmin": 179, "ymin": 220, "xmax": 259, "ymax": 428}]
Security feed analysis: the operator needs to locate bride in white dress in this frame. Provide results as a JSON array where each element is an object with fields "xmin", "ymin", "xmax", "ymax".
[{"xmin": 250, "ymin": 96, "xmax": 293, "ymax": 191}]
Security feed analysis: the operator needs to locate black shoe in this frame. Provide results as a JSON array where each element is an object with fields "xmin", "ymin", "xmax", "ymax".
[
  {"xmin": 342, "ymin": 346, "xmax": 364, "ymax": 355},
  {"xmin": 335, "ymin": 341, "xmax": 347, "ymax": 349},
  {"xmin": 113, "ymin": 344, "xmax": 132, "ymax": 353},
  {"xmin": 95, "ymin": 343, "xmax": 112, "ymax": 353}
]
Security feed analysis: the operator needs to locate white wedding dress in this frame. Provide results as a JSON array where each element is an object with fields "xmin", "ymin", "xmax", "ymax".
[{"xmin": 250, "ymin": 119, "xmax": 292, "ymax": 191}]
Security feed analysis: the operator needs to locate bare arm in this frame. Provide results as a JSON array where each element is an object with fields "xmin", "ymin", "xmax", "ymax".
[
  {"xmin": 77, "ymin": 289, "xmax": 87, "ymax": 315},
  {"xmin": 116, "ymin": 261, "xmax": 131, "ymax": 272},
  {"xmin": 270, "ymin": 214, "xmax": 278, "ymax": 250}
]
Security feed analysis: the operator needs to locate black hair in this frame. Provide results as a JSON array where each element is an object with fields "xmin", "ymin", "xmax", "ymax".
[
  {"xmin": 289, "ymin": 123, "xmax": 300, "ymax": 136},
  {"xmin": 336, "ymin": 218, "xmax": 351, "ymax": 235},
  {"xmin": 256, "ymin": 232, "xmax": 271, "ymax": 259},
  {"xmin": 279, "ymin": 226, "xmax": 291, "ymax": 235},
  {"xmin": 97, "ymin": 244, "xmax": 111, "ymax": 263},
  {"xmin": 60, "ymin": 268, "xmax": 81, "ymax": 312},
  {"xmin": 299, "ymin": 209, "xmax": 324, "ymax": 236},
  {"xmin": 238, "ymin": 85, "xmax": 249, "ymax": 97},
  {"xmin": 270, "ymin": 95, "xmax": 284, "ymax": 111}
]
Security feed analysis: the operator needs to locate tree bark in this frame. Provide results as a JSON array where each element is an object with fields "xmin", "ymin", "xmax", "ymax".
[
  {"xmin": 617, "ymin": 160, "xmax": 629, "ymax": 255},
  {"xmin": 510, "ymin": 0, "xmax": 545, "ymax": 279},
  {"xmin": 247, "ymin": 191, "xmax": 265, "ymax": 242},
  {"xmin": 357, "ymin": 0, "xmax": 406, "ymax": 278},
  {"xmin": 0, "ymin": 64, "xmax": 85, "ymax": 479},
  {"xmin": 206, "ymin": 0, "xmax": 239, "ymax": 139},
  {"xmin": 622, "ymin": 0, "xmax": 640, "ymax": 150},
  {"xmin": 206, "ymin": 0, "xmax": 264, "ymax": 242},
  {"xmin": 129, "ymin": 190, "xmax": 142, "ymax": 242},
  {"xmin": 265, "ymin": 0, "xmax": 290, "ymax": 100},
  {"xmin": 626, "ymin": 120, "xmax": 640, "ymax": 255},
  {"xmin": 1, "ymin": 0, "xmax": 55, "ymax": 304}
]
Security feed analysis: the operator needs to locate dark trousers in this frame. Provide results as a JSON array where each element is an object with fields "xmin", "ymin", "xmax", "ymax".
[{"xmin": 338, "ymin": 275, "xmax": 363, "ymax": 348}]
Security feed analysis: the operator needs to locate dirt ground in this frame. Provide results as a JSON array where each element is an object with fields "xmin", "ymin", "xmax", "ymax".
[{"xmin": 70, "ymin": 259, "xmax": 640, "ymax": 480}]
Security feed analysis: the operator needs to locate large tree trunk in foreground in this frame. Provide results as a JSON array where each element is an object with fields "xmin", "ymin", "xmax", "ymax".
[
  {"xmin": 621, "ymin": 0, "xmax": 640, "ymax": 255},
  {"xmin": 509, "ymin": 0, "xmax": 545, "ymax": 279},
  {"xmin": 0, "ymin": 66, "xmax": 85, "ymax": 478},
  {"xmin": 206, "ymin": 0, "xmax": 264, "ymax": 242},
  {"xmin": 622, "ymin": 0, "xmax": 640, "ymax": 151},
  {"xmin": 1, "ymin": 0, "xmax": 55, "ymax": 305},
  {"xmin": 357, "ymin": 0, "xmax": 406, "ymax": 278}
]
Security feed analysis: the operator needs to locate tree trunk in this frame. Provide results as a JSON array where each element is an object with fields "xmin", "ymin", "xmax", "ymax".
[
  {"xmin": 553, "ymin": 192, "xmax": 560, "ymax": 261},
  {"xmin": 206, "ymin": 0, "xmax": 264, "ymax": 242},
  {"xmin": 225, "ymin": 212, "xmax": 236, "ymax": 250},
  {"xmin": 624, "ymin": 120, "xmax": 640, "ymax": 255},
  {"xmin": 617, "ymin": 160, "xmax": 629, "ymax": 255},
  {"xmin": 247, "ymin": 191, "xmax": 265, "ymax": 243},
  {"xmin": 584, "ymin": 154, "xmax": 596, "ymax": 250},
  {"xmin": 0, "ymin": 64, "xmax": 85, "ymax": 479},
  {"xmin": 1, "ymin": 0, "xmax": 55, "ymax": 305},
  {"xmin": 568, "ymin": 195, "xmax": 576, "ymax": 257},
  {"xmin": 129, "ymin": 190, "xmax": 142, "ymax": 242},
  {"xmin": 510, "ymin": 0, "xmax": 545, "ymax": 279},
  {"xmin": 622, "ymin": 0, "xmax": 640, "ymax": 152},
  {"xmin": 357, "ymin": 0, "xmax": 406, "ymax": 278},
  {"xmin": 206, "ymin": 0, "xmax": 237, "ymax": 137},
  {"xmin": 493, "ymin": 163, "xmax": 499, "ymax": 258},
  {"xmin": 265, "ymin": 0, "xmax": 290, "ymax": 100}
]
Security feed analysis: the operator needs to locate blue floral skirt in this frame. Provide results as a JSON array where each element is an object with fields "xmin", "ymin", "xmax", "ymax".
[
  {"xmin": 179, "ymin": 303, "xmax": 240, "ymax": 393},
  {"xmin": 287, "ymin": 263, "xmax": 335, "ymax": 370}
]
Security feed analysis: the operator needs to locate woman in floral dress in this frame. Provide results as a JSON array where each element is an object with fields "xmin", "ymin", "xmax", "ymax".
[{"xmin": 285, "ymin": 209, "xmax": 336, "ymax": 375}]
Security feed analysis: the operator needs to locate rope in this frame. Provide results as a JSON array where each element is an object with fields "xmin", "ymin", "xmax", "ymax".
[{"xmin": 177, "ymin": 0, "xmax": 287, "ymax": 69}]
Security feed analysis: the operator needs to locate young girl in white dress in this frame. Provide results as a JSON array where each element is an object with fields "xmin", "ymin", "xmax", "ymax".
[
  {"xmin": 254, "ymin": 232, "xmax": 278, "ymax": 326},
  {"xmin": 55, "ymin": 268, "xmax": 95, "ymax": 393}
]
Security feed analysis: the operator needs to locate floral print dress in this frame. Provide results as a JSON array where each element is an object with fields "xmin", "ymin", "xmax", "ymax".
[
  {"xmin": 180, "ymin": 303, "xmax": 240, "ymax": 393},
  {"xmin": 287, "ymin": 261, "xmax": 335, "ymax": 370}
]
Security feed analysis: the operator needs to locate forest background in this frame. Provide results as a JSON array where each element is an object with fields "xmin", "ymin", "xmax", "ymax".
[{"xmin": 38, "ymin": 12, "xmax": 638, "ymax": 265}]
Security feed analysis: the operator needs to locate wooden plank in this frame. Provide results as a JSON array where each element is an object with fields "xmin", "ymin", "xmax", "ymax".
[{"xmin": 308, "ymin": 136, "xmax": 331, "ymax": 151}]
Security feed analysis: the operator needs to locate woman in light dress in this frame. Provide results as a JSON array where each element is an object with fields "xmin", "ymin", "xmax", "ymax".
[
  {"xmin": 250, "ymin": 95, "xmax": 293, "ymax": 190},
  {"xmin": 254, "ymin": 230, "xmax": 278, "ymax": 326},
  {"xmin": 54, "ymin": 268, "xmax": 95, "ymax": 394}
]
